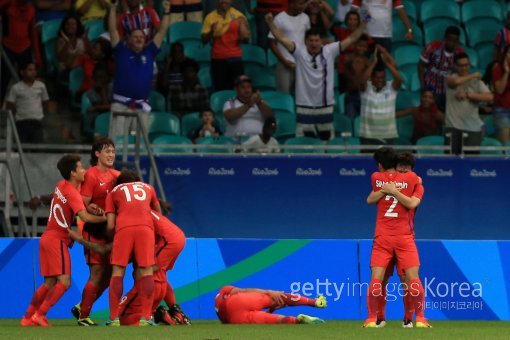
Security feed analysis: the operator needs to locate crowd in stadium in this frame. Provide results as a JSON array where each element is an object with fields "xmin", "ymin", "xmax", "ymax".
[{"xmin": 1, "ymin": 0, "xmax": 510, "ymax": 154}]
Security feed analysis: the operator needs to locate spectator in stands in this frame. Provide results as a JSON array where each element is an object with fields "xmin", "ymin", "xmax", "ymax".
[
  {"xmin": 418, "ymin": 26, "xmax": 463, "ymax": 112},
  {"xmin": 244, "ymin": 0, "xmax": 287, "ymax": 49},
  {"xmin": 396, "ymin": 89, "xmax": 445, "ymax": 144},
  {"xmin": 168, "ymin": 0, "xmax": 204, "ymax": 23},
  {"xmin": 201, "ymin": 0, "xmax": 250, "ymax": 92},
  {"xmin": 444, "ymin": 53, "xmax": 493, "ymax": 154},
  {"xmin": 268, "ymin": 0, "xmax": 309, "ymax": 95},
  {"xmin": 492, "ymin": 45, "xmax": 510, "ymax": 145},
  {"xmin": 5, "ymin": 62, "xmax": 50, "ymax": 143},
  {"xmin": 168, "ymin": 59, "xmax": 210, "ymax": 119},
  {"xmin": 350, "ymin": 0, "xmax": 413, "ymax": 52},
  {"xmin": 76, "ymin": 39, "xmax": 113, "ymax": 94},
  {"xmin": 266, "ymin": 13, "xmax": 366, "ymax": 141},
  {"xmin": 343, "ymin": 36, "xmax": 371, "ymax": 119},
  {"xmin": 85, "ymin": 65, "xmax": 112, "ymax": 132},
  {"xmin": 305, "ymin": 0, "xmax": 334, "ymax": 43},
  {"xmin": 223, "ymin": 75, "xmax": 273, "ymax": 139},
  {"xmin": 56, "ymin": 14, "xmax": 92, "ymax": 74},
  {"xmin": 0, "ymin": 0, "xmax": 41, "ymax": 102},
  {"xmin": 494, "ymin": 12, "xmax": 510, "ymax": 62},
  {"xmin": 157, "ymin": 42, "xmax": 191, "ymax": 90},
  {"xmin": 335, "ymin": 0, "xmax": 353, "ymax": 23},
  {"xmin": 33, "ymin": 0, "xmax": 72, "ymax": 26},
  {"xmin": 108, "ymin": 0, "xmax": 171, "ymax": 137},
  {"xmin": 242, "ymin": 116, "xmax": 280, "ymax": 153},
  {"xmin": 189, "ymin": 109, "xmax": 222, "ymax": 142},
  {"xmin": 359, "ymin": 46, "xmax": 403, "ymax": 147},
  {"xmin": 75, "ymin": 0, "xmax": 109, "ymax": 24},
  {"xmin": 118, "ymin": 0, "xmax": 161, "ymax": 40}
]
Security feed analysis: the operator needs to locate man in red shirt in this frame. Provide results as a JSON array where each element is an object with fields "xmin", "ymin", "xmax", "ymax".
[
  {"xmin": 363, "ymin": 147, "xmax": 431, "ymax": 328},
  {"xmin": 105, "ymin": 171, "xmax": 161, "ymax": 326},
  {"xmin": 20, "ymin": 154, "xmax": 108, "ymax": 327}
]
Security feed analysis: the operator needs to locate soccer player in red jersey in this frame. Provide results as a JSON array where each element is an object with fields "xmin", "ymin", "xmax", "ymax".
[
  {"xmin": 363, "ymin": 147, "xmax": 431, "ymax": 328},
  {"xmin": 215, "ymin": 285, "xmax": 327, "ymax": 324},
  {"xmin": 105, "ymin": 171, "xmax": 161, "ymax": 326},
  {"xmin": 73, "ymin": 137, "xmax": 120, "ymax": 326},
  {"xmin": 377, "ymin": 153, "xmax": 423, "ymax": 328},
  {"xmin": 21, "ymin": 155, "xmax": 108, "ymax": 327}
]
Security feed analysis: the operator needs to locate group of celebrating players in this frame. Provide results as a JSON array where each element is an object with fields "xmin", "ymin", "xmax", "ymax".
[{"xmin": 18, "ymin": 138, "xmax": 431, "ymax": 328}]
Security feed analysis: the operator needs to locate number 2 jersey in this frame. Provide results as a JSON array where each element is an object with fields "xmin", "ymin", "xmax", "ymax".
[
  {"xmin": 43, "ymin": 180, "xmax": 86, "ymax": 245},
  {"xmin": 105, "ymin": 181, "xmax": 159, "ymax": 231},
  {"xmin": 371, "ymin": 170, "xmax": 424, "ymax": 237}
]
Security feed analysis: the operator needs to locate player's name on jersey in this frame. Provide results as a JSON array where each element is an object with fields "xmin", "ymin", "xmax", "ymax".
[
  {"xmin": 470, "ymin": 169, "xmax": 497, "ymax": 178},
  {"xmin": 164, "ymin": 167, "xmax": 192, "ymax": 176},
  {"xmin": 339, "ymin": 168, "xmax": 366, "ymax": 176},
  {"xmin": 208, "ymin": 167, "xmax": 235, "ymax": 176},
  {"xmin": 252, "ymin": 168, "xmax": 279, "ymax": 176},
  {"xmin": 54, "ymin": 187, "xmax": 67, "ymax": 204},
  {"xmin": 296, "ymin": 168, "xmax": 322, "ymax": 176},
  {"xmin": 375, "ymin": 180, "xmax": 409, "ymax": 189}
]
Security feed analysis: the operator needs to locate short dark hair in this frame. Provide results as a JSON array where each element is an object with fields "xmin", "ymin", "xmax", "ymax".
[
  {"xmin": 57, "ymin": 154, "xmax": 81, "ymax": 180},
  {"xmin": 305, "ymin": 27, "xmax": 322, "ymax": 40},
  {"xmin": 397, "ymin": 152, "xmax": 415, "ymax": 170},
  {"xmin": 373, "ymin": 147, "xmax": 397, "ymax": 170},
  {"xmin": 59, "ymin": 14, "xmax": 85, "ymax": 38},
  {"xmin": 454, "ymin": 52, "xmax": 469, "ymax": 64},
  {"xmin": 199, "ymin": 109, "xmax": 214, "ymax": 118},
  {"xmin": 444, "ymin": 26, "xmax": 461, "ymax": 38},
  {"xmin": 263, "ymin": 117, "xmax": 277, "ymax": 129},
  {"xmin": 90, "ymin": 137, "xmax": 115, "ymax": 166},
  {"xmin": 116, "ymin": 170, "xmax": 141, "ymax": 185}
]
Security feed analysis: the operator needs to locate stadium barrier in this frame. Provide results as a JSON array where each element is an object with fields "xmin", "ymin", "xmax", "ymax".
[{"xmin": 1, "ymin": 238, "xmax": 509, "ymax": 320}]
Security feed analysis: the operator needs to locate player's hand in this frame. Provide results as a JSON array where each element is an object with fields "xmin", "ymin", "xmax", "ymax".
[
  {"xmin": 266, "ymin": 290, "xmax": 285, "ymax": 307},
  {"xmin": 88, "ymin": 203, "xmax": 104, "ymax": 216},
  {"xmin": 381, "ymin": 182, "xmax": 398, "ymax": 195}
]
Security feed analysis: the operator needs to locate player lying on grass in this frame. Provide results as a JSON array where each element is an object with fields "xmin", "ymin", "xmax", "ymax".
[
  {"xmin": 21, "ymin": 154, "xmax": 110, "ymax": 327},
  {"xmin": 215, "ymin": 285, "xmax": 327, "ymax": 324}
]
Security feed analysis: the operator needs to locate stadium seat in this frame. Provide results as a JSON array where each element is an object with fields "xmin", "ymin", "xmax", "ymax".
[
  {"xmin": 392, "ymin": 21, "xmax": 423, "ymax": 48},
  {"xmin": 397, "ymin": 115, "xmax": 415, "ymax": 141},
  {"xmin": 353, "ymin": 116, "xmax": 361, "ymax": 138},
  {"xmin": 481, "ymin": 137, "xmax": 503, "ymax": 155},
  {"xmin": 283, "ymin": 137, "xmax": 324, "ymax": 154},
  {"xmin": 69, "ymin": 67, "xmax": 84, "ymax": 109},
  {"xmin": 198, "ymin": 66, "xmax": 212, "ymax": 91},
  {"xmin": 267, "ymin": 49, "xmax": 277, "ymax": 68},
  {"xmin": 409, "ymin": 72, "xmax": 421, "ymax": 92},
  {"xmin": 463, "ymin": 46, "xmax": 479, "ymax": 69},
  {"xmin": 461, "ymin": 0, "xmax": 503, "ymax": 25},
  {"xmin": 483, "ymin": 115, "xmax": 497, "ymax": 138},
  {"xmin": 185, "ymin": 44, "xmax": 211, "ymax": 69},
  {"xmin": 195, "ymin": 136, "xmax": 236, "ymax": 153},
  {"xmin": 327, "ymin": 137, "xmax": 360, "ymax": 154},
  {"xmin": 393, "ymin": 0, "xmax": 418, "ymax": 23},
  {"xmin": 152, "ymin": 135, "xmax": 193, "ymax": 153},
  {"xmin": 465, "ymin": 19, "xmax": 501, "ymax": 49},
  {"xmin": 416, "ymin": 135, "xmax": 445, "ymax": 154},
  {"xmin": 334, "ymin": 115, "xmax": 352, "ymax": 136},
  {"xmin": 396, "ymin": 90, "xmax": 421, "ymax": 111},
  {"xmin": 241, "ymin": 44, "xmax": 267, "ymax": 68},
  {"xmin": 394, "ymin": 45, "xmax": 423, "ymax": 75},
  {"xmin": 155, "ymin": 40, "xmax": 170, "ymax": 63},
  {"xmin": 94, "ymin": 112, "xmax": 110, "ymax": 137},
  {"xmin": 393, "ymin": 136, "xmax": 412, "ymax": 147},
  {"xmin": 250, "ymin": 70, "xmax": 276, "ymax": 91},
  {"xmin": 424, "ymin": 21, "xmax": 466, "ymax": 46},
  {"xmin": 261, "ymin": 91, "xmax": 295, "ymax": 115},
  {"xmin": 210, "ymin": 90, "xmax": 236, "ymax": 115},
  {"xmin": 274, "ymin": 112, "xmax": 296, "ymax": 143},
  {"xmin": 148, "ymin": 112, "xmax": 181, "ymax": 141},
  {"xmin": 420, "ymin": 0, "xmax": 460, "ymax": 25},
  {"xmin": 477, "ymin": 44, "xmax": 495, "ymax": 72},
  {"xmin": 84, "ymin": 19, "xmax": 105, "ymax": 41},
  {"xmin": 181, "ymin": 112, "xmax": 201, "ymax": 137},
  {"xmin": 41, "ymin": 19, "xmax": 62, "ymax": 74},
  {"xmin": 149, "ymin": 90, "xmax": 166, "ymax": 112},
  {"xmin": 80, "ymin": 93, "xmax": 93, "ymax": 136},
  {"xmin": 168, "ymin": 21, "xmax": 202, "ymax": 45},
  {"xmin": 336, "ymin": 93, "xmax": 345, "ymax": 115}
]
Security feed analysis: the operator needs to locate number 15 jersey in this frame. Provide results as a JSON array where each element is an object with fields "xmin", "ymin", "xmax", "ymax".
[{"xmin": 371, "ymin": 170, "xmax": 424, "ymax": 237}]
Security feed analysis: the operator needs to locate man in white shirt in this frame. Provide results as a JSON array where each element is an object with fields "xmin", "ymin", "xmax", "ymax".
[
  {"xmin": 268, "ymin": 0, "xmax": 310, "ymax": 95},
  {"xmin": 242, "ymin": 117, "xmax": 280, "ymax": 153},
  {"xmin": 223, "ymin": 75, "xmax": 274, "ymax": 138},
  {"xmin": 266, "ymin": 13, "xmax": 366, "ymax": 141}
]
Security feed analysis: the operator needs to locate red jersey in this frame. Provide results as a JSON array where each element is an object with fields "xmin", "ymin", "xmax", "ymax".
[
  {"xmin": 1, "ymin": 2, "xmax": 37, "ymax": 53},
  {"xmin": 151, "ymin": 210, "xmax": 183, "ymax": 243},
  {"xmin": 408, "ymin": 180, "xmax": 424, "ymax": 233},
  {"xmin": 44, "ymin": 180, "xmax": 86, "ymax": 245},
  {"xmin": 105, "ymin": 182, "xmax": 159, "ymax": 231},
  {"xmin": 372, "ymin": 170, "xmax": 423, "ymax": 237},
  {"xmin": 81, "ymin": 166, "xmax": 120, "ymax": 209},
  {"xmin": 492, "ymin": 63, "xmax": 510, "ymax": 108},
  {"xmin": 215, "ymin": 285, "xmax": 235, "ymax": 323}
]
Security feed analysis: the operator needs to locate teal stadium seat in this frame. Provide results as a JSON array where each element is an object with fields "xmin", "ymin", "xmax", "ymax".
[
  {"xmin": 274, "ymin": 112, "xmax": 296, "ymax": 143},
  {"xmin": 261, "ymin": 91, "xmax": 295, "ymax": 115},
  {"xmin": 394, "ymin": 45, "xmax": 423, "ymax": 75},
  {"xmin": 461, "ymin": 0, "xmax": 503, "ymax": 25},
  {"xmin": 336, "ymin": 93, "xmax": 345, "ymax": 115},
  {"xmin": 267, "ymin": 49, "xmax": 277, "ymax": 68},
  {"xmin": 210, "ymin": 90, "xmax": 236, "ymax": 115},
  {"xmin": 353, "ymin": 116, "xmax": 361, "ymax": 138},
  {"xmin": 483, "ymin": 115, "xmax": 497, "ymax": 138},
  {"xmin": 463, "ymin": 46, "xmax": 479, "ymax": 69},
  {"xmin": 241, "ymin": 44, "xmax": 266, "ymax": 68},
  {"xmin": 481, "ymin": 137, "xmax": 503, "ymax": 155},
  {"xmin": 392, "ymin": 21, "xmax": 423, "ymax": 48},
  {"xmin": 397, "ymin": 115, "xmax": 415, "ymax": 141},
  {"xmin": 149, "ymin": 91, "xmax": 166, "ymax": 112},
  {"xmin": 327, "ymin": 137, "xmax": 360, "ymax": 154},
  {"xmin": 185, "ymin": 44, "xmax": 211, "ymax": 69},
  {"xmin": 94, "ymin": 112, "xmax": 110, "ymax": 137},
  {"xmin": 155, "ymin": 40, "xmax": 170, "ymax": 63},
  {"xmin": 424, "ymin": 21, "xmax": 466, "ymax": 46},
  {"xmin": 409, "ymin": 72, "xmax": 421, "ymax": 92},
  {"xmin": 181, "ymin": 112, "xmax": 201, "ymax": 137},
  {"xmin": 196, "ymin": 136, "xmax": 236, "ymax": 153},
  {"xmin": 69, "ymin": 67, "xmax": 84, "ymax": 109},
  {"xmin": 84, "ymin": 19, "xmax": 105, "ymax": 41},
  {"xmin": 198, "ymin": 66, "xmax": 212, "ymax": 91},
  {"xmin": 250, "ymin": 70, "xmax": 276, "ymax": 91},
  {"xmin": 477, "ymin": 45, "xmax": 494, "ymax": 72},
  {"xmin": 81, "ymin": 92, "xmax": 93, "ymax": 136},
  {"xmin": 396, "ymin": 90, "xmax": 421, "ymax": 111},
  {"xmin": 41, "ymin": 19, "xmax": 62, "ymax": 74},
  {"xmin": 416, "ymin": 135, "xmax": 445, "ymax": 154},
  {"xmin": 152, "ymin": 135, "xmax": 193, "ymax": 153},
  {"xmin": 148, "ymin": 112, "xmax": 181, "ymax": 141},
  {"xmin": 334, "ymin": 115, "xmax": 353, "ymax": 136},
  {"xmin": 168, "ymin": 21, "xmax": 202, "ymax": 45},
  {"xmin": 283, "ymin": 137, "xmax": 324, "ymax": 154},
  {"xmin": 465, "ymin": 19, "xmax": 501, "ymax": 49},
  {"xmin": 420, "ymin": 0, "xmax": 460, "ymax": 25}
]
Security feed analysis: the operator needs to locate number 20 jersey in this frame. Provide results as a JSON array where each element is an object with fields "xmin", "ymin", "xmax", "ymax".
[{"xmin": 371, "ymin": 171, "xmax": 424, "ymax": 237}]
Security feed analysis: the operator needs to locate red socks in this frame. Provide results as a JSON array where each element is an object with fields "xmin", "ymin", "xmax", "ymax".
[
  {"xmin": 137, "ymin": 275, "xmax": 154, "ymax": 320},
  {"xmin": 280, "ymin": 316, "xmax": 298, "ymax": 324},
  {"xmin": 367, "ymin": 278, "xmax": 383, "ymax": 320},
  {"xmin": 408, "ymin": 278, "xmax": 425, "ymax": 318},
  {"xmin": 403, "ymin": 286, "xmax": 414, "ymax": 320},
  {"xmin": 80, "ymin": 281, "xmax": 99, "ymax": 318},
  {"xmin": 164, "ymin": 282, "xmax": 176, "ymax": 306},
  {"xmin": 109, "ymin": 276, "xmax": 123, "ymax": 320},
  {"xmin": 25, "ymin": 285, "xmax": 49, "ymax": 318},
  {"xmin": 377, "ymin": 283, "xmax": 387, "ymax": 320},
  {"xmin": 38, "ymin": 282, "xmax": 67, "ymax": 316},
  {"xmin": 282, "ymin": 293, "xmax": 316, "ymax": 307}
]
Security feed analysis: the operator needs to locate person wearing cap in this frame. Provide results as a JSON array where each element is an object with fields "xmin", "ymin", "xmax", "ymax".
[
  {"xmin": 223, "ymin": 75, "xmax": 274, "ymax": 139},
  {"xmin": 265, "ymin": 13, "xmax": 366, "ymax": 141},
  {"xmin": 242, "ymin": 117, "xmax": 280, "ymax": 153}
]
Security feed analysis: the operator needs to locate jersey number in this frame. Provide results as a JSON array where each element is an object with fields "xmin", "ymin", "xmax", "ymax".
[
  {"xmin": 120, "ymin": 184, "xmax": 147, "ymax": 202},
  {"xmin": 48, "ymin": 199, "xmax": 69, "ymax": 229},
  {"xmin": 384, "ymin": 195, "xmax": 398, "ymax": 218}
]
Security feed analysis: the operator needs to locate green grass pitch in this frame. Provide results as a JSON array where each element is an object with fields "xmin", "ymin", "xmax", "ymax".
[{"xmin": 2, "ymin": 320, "xmax": 510, "ymax": 339}]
